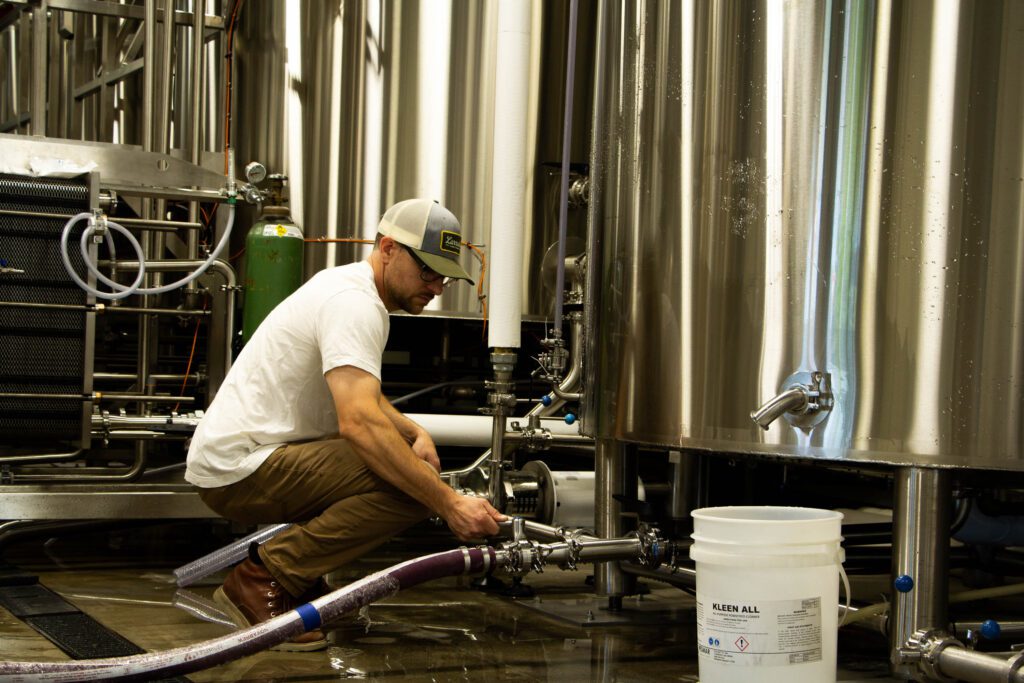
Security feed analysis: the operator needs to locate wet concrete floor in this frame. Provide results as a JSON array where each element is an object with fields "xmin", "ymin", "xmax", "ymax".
[{"xmin": 0, "ymin": 536, "xmax": 900, "ymax": 682}]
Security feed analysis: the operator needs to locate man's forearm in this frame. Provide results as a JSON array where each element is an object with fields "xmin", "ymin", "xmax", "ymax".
[
  {"xmin": 379, "ymin": 395, "xmax": 423, "ymax": 442},
  {"xmin": 341, "ymin": 408, "xmax": 455, "ymax": 514}
]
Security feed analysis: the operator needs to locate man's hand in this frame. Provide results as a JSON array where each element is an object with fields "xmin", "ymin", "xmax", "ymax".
[
  {"xmin": 410, "ymin": 430, "xmax": 441, "ymax": 472},
  {"xmin": 443, "ymin": 495, "xmax": 506, "ymax": 541}
]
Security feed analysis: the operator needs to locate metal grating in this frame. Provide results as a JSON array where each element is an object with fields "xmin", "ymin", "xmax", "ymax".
[
  {"xmin": 0, "ymin": 572, "xmax": 190, "ymax": 679},
  {"xmin": 0, "ymin": 173, "xmax": 92, "ymax": 444}
]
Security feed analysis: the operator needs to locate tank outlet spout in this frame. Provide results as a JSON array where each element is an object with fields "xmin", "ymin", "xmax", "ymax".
[
  {"xmin": 751, "ymin": 386, "xmax": 809, "ymax": 430},
  {"xmin": 750, "ymin": 371, "xmax": 833, "ymax": 431}
]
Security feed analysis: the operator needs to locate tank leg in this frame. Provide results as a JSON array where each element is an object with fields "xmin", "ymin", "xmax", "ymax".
[
  {"xmin": 595, "ymin": 439, "xmax": 637, "ymax": 600},
  {"xmin": 890, "ymin": 467, "xmax": 952, "ymax": 680}
]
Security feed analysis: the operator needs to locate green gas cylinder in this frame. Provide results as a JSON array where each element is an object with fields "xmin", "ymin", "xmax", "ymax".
[{"xmin": 242, "ymin": 204, "xmax": 304, "ymax": 340}]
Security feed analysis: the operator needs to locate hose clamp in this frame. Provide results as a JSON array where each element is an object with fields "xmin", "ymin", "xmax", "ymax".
[
  {"xmin": 460, "ymin": 546, "xmax": 472, "ymax": 574},
  {"xmin": 477, "ymin": 545, "xmax": 492, "ymax": 574}
]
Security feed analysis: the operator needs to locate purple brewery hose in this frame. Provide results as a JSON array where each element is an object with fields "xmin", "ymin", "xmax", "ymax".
[{"xmin": 0, "ymin": 547, "xmax": 497, "ymax": 683}]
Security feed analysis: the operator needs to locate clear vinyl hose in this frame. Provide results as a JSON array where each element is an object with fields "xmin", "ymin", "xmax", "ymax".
[{"xmin": 60, "ymin": 202, "xmax": 236, "ymax": 300}]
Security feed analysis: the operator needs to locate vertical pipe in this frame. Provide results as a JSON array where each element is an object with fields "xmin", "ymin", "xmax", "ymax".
[
  {"xmin": 186, "ymin": 0, "xmax": 206, "ymax": 276},
  {"xmin": 45, "ymin": 5, "xmax": 59, "ymax": 135},
  {"xmin": 581, "ymin": 0, "xmax": 614, "ymax": 431},
  {"xmin": 7, "ymin": 28, "xmax": 19, "ymax": 127},
  {"xmin": 152, "ymin": 0, "xmax": 175, "ymax": 277},
  {"xmin": 486, "ymin": 351, "xmax": 516, "ymax": 508},
  {"xmin": 890, "ymin": 467, "xmax": 952, "ymax": 678},
  {"xmin": 143, "ymin": 1, "xmax": 155, "ymax": 152},
  {"xmin": 154, "ymin": 0, "xmax": 174, "ymax": 156},
  {"xmin": 58, "ymin": 12, "xmax": 70, "ymax": 137},
  {"xmin": 669, "ymin": 450, "xmax": 698, "ymax": 521},
  {"xmin": 30, "ymin": 1, "xmax": 47, "ymax": 135},
  {"xmin": 486, "ymin": 0, "xmax": 537, "ymax": 509},
  {"xmin": 595, "ymin": 438, "xmax": 629, "ymax": 600},
  {"xmin": 487, "ymin": 0, "xmax": 532, "ymax": 350},
  {"xmin": 142, "ymin": 0, "xmax": 177, "ymax": 414},
  {"xmin": 189, "ymin": 0, "xmax": 206, "ymax": 165},
  {"xmin": 552, "ymin": 0, "xmax": 579, "ymax": 339},
  {"xmin": 487, "ymin": 410, "xmax": 508, "ymax": 506}
]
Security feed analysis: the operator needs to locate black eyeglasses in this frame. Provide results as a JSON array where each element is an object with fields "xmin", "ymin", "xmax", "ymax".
[{"xmin": 404, "ymin": 246, "xmax": 454, "ymax": 288}]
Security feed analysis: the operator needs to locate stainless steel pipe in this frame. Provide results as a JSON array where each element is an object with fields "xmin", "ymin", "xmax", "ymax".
[
  {"xmin": 933, "ymin": 644, "xmax": 1024, "ymax": 683},
  {"xmin": 891, "ymin": 467, "xmax": 952, "ymax": 678},
  {"xmin": 595, "ymin": 439, "xmax": 632, "ymax": 599}
]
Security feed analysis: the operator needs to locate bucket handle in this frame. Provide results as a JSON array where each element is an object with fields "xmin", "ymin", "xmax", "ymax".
[{"xmin": 838, "ymin": 551, "xmax": 851, "ymax": 627}]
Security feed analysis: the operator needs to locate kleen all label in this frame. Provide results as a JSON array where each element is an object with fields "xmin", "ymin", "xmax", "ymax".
[{"xmin": 696, "ymin": 595, "xmax": 822, "ymax": 666}]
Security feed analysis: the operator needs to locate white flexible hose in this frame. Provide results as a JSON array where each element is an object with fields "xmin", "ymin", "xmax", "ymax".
[
  {"xmin": 60, "ymin": 202, "xmax": 236, "ymax": 300},
  {"xmin": 60, "ymin": 213, "xmax": 145, "ymax": 301},
  {"xmin": 0, "ymin": 547, "xmax": 495, "ymax": 682}
]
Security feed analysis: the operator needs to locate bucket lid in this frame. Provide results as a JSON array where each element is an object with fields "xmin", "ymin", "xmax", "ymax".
[{"xmin": 691, "ymin": 506, "xmax": 843, "ymax": 545}]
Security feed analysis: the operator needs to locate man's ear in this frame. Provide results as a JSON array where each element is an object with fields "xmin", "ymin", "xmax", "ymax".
[{"xmin": 379, "ymin": 236, "xmax": 400, "ymax": 263}]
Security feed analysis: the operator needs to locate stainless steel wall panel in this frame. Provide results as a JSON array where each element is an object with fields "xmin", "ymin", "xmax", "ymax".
[
  {"xmin": 233, "ymin": 0, "xmax": 504, "ymax": 315},
  {"xmin": 585, "ymin": 0, "xmax": 1024, "ymax": 470},
  {"xmin": 233, "ymin": 0, "xmax": 563, "ymax": 316}
]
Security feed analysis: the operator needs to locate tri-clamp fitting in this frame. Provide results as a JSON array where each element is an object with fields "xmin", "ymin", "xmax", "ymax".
[
  {"xmin": 89, "ymin": 210, "xmax": 108, "ymax": 243},
  {"xmin": 494, "ymin": 518, "xmax": 666, "ymax": 578},
  {"xmin": 750, "ymin": 370, "xmax": 833, "ymax": 432},
  {"xmin": 508, "ymin": 415, "xmax": 554, "ymax": 452},
  {"xmin": 900, "ymin": 630, "xmax": 960, "ymax": 683},
  {"xmin": 482, "ymin": 351, "xmax": 517, "ymax": 416}
]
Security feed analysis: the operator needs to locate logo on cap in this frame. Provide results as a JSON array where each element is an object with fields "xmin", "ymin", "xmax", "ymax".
[{"xmin": 440, "ymin": 231, "xmax": 461, "ymax": 255}]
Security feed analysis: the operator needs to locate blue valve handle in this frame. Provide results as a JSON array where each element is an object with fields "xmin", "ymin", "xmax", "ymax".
[
  {"xmin": 894, "ymin": 575, "xmax": 914, "ymax": 593},
  {"xmin": 980, "ymin": 619, "xmax": 1001, "ymax": 640}
]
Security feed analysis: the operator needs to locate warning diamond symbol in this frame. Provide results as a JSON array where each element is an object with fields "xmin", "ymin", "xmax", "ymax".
[{"xmin": 735, "ymin": 636, "xmax": 750, "ymax": 652}]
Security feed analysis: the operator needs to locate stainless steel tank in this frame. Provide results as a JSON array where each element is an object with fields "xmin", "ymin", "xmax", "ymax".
[{"xmin": 584, "ymin": 0, "xmax": 1024, "ymax": 470}]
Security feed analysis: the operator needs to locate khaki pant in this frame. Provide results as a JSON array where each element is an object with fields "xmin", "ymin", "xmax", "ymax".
[{"xmin": 198, "ymin": 438, "xmax": 430, "ymax": 597}]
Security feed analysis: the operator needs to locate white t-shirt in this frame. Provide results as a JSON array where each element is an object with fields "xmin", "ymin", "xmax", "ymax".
[{"xmin": 185, "ymin": 260, "xmax": 389, "ymax": 488}]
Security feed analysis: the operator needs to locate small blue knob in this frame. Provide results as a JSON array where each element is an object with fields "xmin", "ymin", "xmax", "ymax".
[
  {"xmin": 540, "ymin": 395, "xmax": 553, "ymax": 406},
  {"xmin": 564, "ymin": 413, "xmax": 577, "ymax": 425},
  {"xmin": 894, "ymin": 575, "xmax": 914, "ymax": 593},
  {"xmin": 980, "ymin": 619, "xmax": 1001, "ymax": 640},
  {"xmin": 0, "ymin": 259, "xmax": 7, "ymax": 267}
]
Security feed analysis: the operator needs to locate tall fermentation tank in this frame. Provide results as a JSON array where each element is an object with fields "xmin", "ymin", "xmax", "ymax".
[{"xmin": 584, "ymin": 1, "xmax": 1024, "ymax": 470}]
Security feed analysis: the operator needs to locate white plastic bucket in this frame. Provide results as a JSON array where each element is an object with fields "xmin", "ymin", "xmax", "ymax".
[{"xmin": 690, "ymin": 506, "xmax": 845, "ymax": 683}]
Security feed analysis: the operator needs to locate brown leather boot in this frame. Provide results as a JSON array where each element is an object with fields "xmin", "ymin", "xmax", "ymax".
[{"xmin": 213, "ymin": 558, "xmax": 327, "ymax": 652}]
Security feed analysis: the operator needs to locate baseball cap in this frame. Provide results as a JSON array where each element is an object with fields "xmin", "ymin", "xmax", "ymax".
[{"xmin": 377, "ymin": 199, "xmax": 475, "ymax": 285}]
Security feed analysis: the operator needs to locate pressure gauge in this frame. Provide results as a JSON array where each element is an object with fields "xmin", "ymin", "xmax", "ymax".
[{"xmin": 244, "ymin": 161, "xmax": 267, "ymax": 184}]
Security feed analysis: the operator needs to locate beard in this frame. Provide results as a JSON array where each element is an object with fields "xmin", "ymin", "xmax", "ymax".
[{"xmin": 385, "ymin": 277, "xmax": 432, "ymax": 315}]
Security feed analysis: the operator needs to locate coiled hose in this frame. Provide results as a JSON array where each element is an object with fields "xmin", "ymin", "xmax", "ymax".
[
  {"xmin": 59, "ymin": 201, "xmax": 236, "ymax": 301},
  {"xmin": 0, "ymin": 546, "xmax": 495, "ymax": 683}
]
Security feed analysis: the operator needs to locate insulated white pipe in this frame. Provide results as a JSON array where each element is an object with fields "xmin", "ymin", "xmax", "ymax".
[
  {"xmin": 487, "ymin": 0, "xmax": 533, "ymax": 349},
  {"xmin": 407, "ymin": 413, "xmax": 578, "ymax": 447}
]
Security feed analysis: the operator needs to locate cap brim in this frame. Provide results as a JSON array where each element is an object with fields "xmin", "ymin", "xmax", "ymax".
[{"xmin": 412, "ymin": 248, "xmax": 475, "ymax": 286}]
